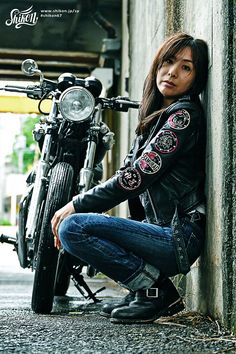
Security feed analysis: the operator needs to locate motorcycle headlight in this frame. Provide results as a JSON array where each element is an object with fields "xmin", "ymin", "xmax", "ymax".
[{"xmin": 59, "ymin": 87, "xmax": 95, "ymax": 122}]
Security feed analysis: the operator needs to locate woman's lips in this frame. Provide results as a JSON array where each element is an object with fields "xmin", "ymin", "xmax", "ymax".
[{"xmin": 162, "ymin": 80, "xmax": 176, "ymax": 87}]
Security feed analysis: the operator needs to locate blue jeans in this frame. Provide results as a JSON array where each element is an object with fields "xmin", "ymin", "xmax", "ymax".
[{"xmin": 59, "ymin": 213, "xmax": 204, "ymax": 292}]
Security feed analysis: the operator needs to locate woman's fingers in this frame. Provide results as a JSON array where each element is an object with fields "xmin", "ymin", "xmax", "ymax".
[
  {"xmin": 51, "ymin": 201, "xmax": 75, "ymax": 248},
  {"xmin": 51, "ymin": 212, "xmax": 62, "ymax": 238},
  {"xmin": 54, "ymin": 234, "xmax": 61, "ymax": 250}
]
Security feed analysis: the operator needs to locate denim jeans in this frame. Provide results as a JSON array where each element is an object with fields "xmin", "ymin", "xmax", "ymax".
[{"xmin": 59, "ymin": 213, "xmax": 204, "ymax": 292}]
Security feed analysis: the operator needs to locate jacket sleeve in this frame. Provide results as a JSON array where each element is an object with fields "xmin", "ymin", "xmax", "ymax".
[{"xmin": 73, "ymin": 106, "xmax": 201, "ymax": 213}]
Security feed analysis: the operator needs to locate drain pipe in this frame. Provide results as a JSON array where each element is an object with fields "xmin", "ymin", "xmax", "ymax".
[
  {"xmin": 87, "ymin": 0, "xmax": 120, "ymax": 73},
  {"xmin": 87, "ymin": 0, "xmax": 117, "ymax": 38}
]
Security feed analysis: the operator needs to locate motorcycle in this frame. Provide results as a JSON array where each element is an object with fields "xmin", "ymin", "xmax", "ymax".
[{"xmin": 0, "ymin": 59, "xmax": 139, "ymax": 314}]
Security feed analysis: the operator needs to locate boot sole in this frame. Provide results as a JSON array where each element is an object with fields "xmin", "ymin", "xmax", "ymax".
[
  {"xmin": 162, "ymin": 298, "xmax": 185, "ymax": 317},
  {"xmin": 100, "ymin": 297, "xmax": 136, "ymax": 318},
  {"xmin": 110, "ymin": 298, "xmax": 185, "ymax": 324}
]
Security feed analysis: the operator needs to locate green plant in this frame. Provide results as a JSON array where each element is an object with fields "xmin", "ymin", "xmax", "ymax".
[
  {"xmin": 0, "ymin": 219, "xmax": 12, "ymax": 226},
  {"xmin": 10, "ymin": 115, "xmax": 40, "ymax": 173}
]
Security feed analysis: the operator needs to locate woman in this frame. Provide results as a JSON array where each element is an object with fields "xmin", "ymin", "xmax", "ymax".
[{"xmin": 52, "ymin": 32, "xmax": 209, "ymax": 324}]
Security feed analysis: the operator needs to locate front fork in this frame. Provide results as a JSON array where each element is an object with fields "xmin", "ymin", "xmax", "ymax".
[
  {"xmin": 25, "ymin": 135, "xmax": 51, "ymax": 247},
  {"xmin": 77, "ymin": 103, "xmax": 102, "ymax": 279},
  {"xmin": 25, "ymin": 97, "xmax": 57, "ymax": 250},
  {"xmin": 79, "ymin": 103, "xmax": 102, "ymax": 193}
]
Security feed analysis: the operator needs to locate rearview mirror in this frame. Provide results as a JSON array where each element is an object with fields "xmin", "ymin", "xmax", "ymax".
[{"xmin": 21, "ymin": 59, "xmax": 39, "ymax": 76}]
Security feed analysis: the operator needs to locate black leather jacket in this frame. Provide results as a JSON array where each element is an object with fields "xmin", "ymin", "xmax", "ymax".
[{"xmin": 73, "ymin": 96, "xmax": 206, "ymax": 225}]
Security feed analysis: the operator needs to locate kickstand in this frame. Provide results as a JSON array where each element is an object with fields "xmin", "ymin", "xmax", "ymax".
[{"xmin": 71, "ymin": 266, "xmax": 105, "ymax": 303}]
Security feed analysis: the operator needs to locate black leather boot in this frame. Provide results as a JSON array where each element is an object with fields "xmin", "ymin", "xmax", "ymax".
[
  {"xmin": 110, "ymin": 278, "xmax": 184, "ymax": 324},
  {"xmin": 100, "ymin": 291, "xmax": 135, "ymax": 317}
]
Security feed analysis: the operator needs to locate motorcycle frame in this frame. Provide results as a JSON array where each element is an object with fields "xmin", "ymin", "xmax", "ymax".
[{"xmin": 25, "ymin": 96, "xmax": 104, "ymax": 267}]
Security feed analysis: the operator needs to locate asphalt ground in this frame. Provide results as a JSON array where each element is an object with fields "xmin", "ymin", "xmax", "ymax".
[{"xmin": 1, "ymin": 227, "xmax": 236, "ymax": 353}]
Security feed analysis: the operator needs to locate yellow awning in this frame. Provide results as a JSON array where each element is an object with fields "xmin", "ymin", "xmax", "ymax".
[{"xmin": 0, "ymin": 95, "xmax": 52, "ymax": 114}]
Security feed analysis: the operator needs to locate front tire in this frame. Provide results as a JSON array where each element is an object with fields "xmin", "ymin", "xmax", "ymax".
[
  {"xmin": 54, "ymin": 251, "xmax": 71, "ymax": 296},
  {"xmin": 31, "ymin": 162, "xmax": 74, "ymax": 314}
]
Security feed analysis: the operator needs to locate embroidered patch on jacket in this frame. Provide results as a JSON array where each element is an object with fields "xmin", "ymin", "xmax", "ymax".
[
  {"xmin": 154, "ymin": 130, "xmax": 178, "ymax": 154},
  {"xmin": 138, "ymin": 151, "xmax": 162, "ymax": 174},
  {"xmin": 168, "ymin": 109, "xmax": 190, "ymax": 130},
  {"xmin": 118, "ymin": 167, "xmax": 142, "ymax": 190}
]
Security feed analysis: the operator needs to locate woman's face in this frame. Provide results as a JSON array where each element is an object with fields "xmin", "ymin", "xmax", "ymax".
[{"xmin": 156, "ymin": 47, "xmax": 196, "ymax": 107}]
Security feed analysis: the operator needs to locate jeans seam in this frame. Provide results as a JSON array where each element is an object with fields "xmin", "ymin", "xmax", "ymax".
[{"xmin": 79, "ymin": 216, "xmax": 162, "ymax": 236}]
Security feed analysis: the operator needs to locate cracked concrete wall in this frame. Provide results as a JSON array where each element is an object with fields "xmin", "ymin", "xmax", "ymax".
[{"xmin": 120, "ymin": 0, "xmax": 235, "ymax": 331}]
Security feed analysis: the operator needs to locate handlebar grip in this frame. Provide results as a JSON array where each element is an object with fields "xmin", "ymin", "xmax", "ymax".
[
  {"xmin": 2, "ymin": 84, "xmax": 43, "ymax": 99},
  {"xmin": 99, "ymin": 97, "xmax": 140, "ymax": 112},
  {"xmin": 112, "ymin": 98, "xmax": 140, "ymax": 112},
  {"xmin": 115, "ymin": 99, "xmax": 140, "ymax": 110}
]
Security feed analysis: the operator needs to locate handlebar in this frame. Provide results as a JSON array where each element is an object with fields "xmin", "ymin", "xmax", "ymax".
[
  {"xmin": 1, "ymin": 84, "xmax": 43, "ymax": 99},
  {"xmin": 99, "ymin": 96, "xmax": 140, "ymax": 112},
  {"xmin": 0, "ymin": 82, "xmax": 140, "ymax": 112},
  {"xmin": 0, "ymin": 59, "xmax": 140, "ymax": 113},
  {"xmin": 0, "ymin": 76, "xmax": 59, "ymax": 99}
]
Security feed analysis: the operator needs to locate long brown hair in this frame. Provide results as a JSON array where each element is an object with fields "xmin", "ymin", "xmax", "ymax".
[{"xmin": 136, "ymin": 32, "xmax": 209, "ymax": 134}]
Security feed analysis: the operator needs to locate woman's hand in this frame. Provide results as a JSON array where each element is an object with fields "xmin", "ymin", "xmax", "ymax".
[{"xmin": 51, "ymin": 201, "xmax": 75, "ymax": 249}]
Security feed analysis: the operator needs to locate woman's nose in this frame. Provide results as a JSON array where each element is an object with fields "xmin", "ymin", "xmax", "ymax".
[{"xmin": 168, "ymin": 66, "xmax": 177, "ymax": 78}]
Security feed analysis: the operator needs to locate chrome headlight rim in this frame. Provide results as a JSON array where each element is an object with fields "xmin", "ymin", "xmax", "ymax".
[{"xmin": 59, "ymin": 86, "xmax": 95, "ymax": 123}]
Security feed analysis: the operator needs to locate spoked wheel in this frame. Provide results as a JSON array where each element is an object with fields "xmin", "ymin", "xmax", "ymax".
[{"xmin": 31, "ymin": 162, "xmax": 74, "ymax": 314}]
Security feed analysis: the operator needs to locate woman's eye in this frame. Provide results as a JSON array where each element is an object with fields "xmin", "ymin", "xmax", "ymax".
[
  {"xmin": 182, "ymin": 65, "xmax": 191, "ymax": 71},
  {"xmin": 166, "ymin": 58, "xmax": 173, "ymax": 64}
]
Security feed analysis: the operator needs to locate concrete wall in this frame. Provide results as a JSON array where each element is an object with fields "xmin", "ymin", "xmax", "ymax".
[
  {"xmin": 220, "ymin": 0, "xmax": 236, "ymax": 332},
  {"xmin": 119, "ymin": 0, "xmax": 235, "ymax": 331}
]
